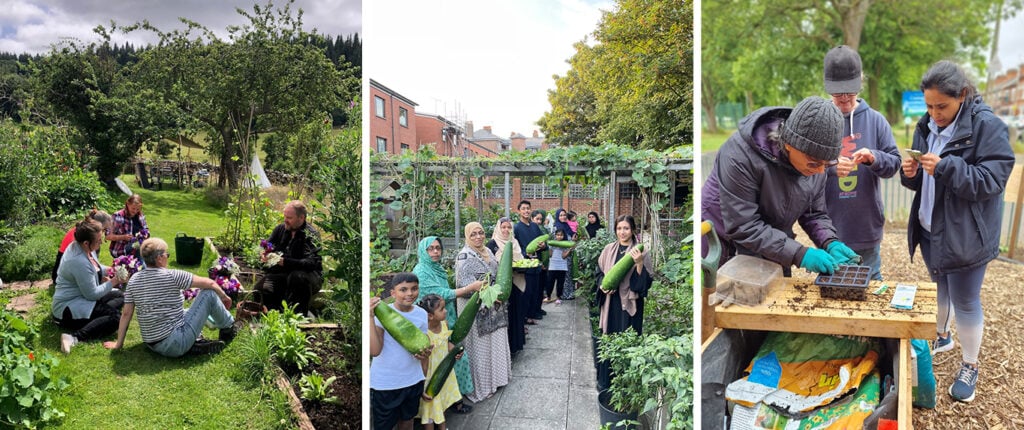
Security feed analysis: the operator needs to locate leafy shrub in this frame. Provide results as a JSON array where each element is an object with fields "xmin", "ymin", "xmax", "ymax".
[
  {"xmin": 202, "ymin": 186, "xmax": 231, "ymax": 209},
  {"xmin": 0, "ymin": 309, "xmax": 69, "ymax": 428},
  {"xmin": 0, "ymin": 225, "xmax": 64, "ymax": 281},
  {"xmin": 41, "ymin": 169, "xmax": 111, "ymax": 219},
  {"xmin": 598, "ymin": 330, "xmax": 693, "ymax": 429}
]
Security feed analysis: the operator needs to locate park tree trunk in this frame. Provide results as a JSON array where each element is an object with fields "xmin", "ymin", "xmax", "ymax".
[
  {"xmin": 217, "ymin": 127, "xmax": 240, "ymax": 190},
  {"xmin": 835, "ymin": 0, "xmax": 873, "ymax": 50},
  {"xmin": 702, "ymin": 80, "xmax": 720, "ymax": 134}
]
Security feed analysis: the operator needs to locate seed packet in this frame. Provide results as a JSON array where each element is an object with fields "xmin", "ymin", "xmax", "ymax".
[{"xmin": 890, "ymin": 283, "xmax": 917, "ymax": 310}]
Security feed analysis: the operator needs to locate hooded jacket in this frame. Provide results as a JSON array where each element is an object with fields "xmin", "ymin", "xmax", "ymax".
[
  {"xmin": 900, "ymin": 95, "xmax": 1014, "ymax": 274},
  {"xmin": 702, "ymin": 106, "xmax": 839, "ymax": 269},
  {"xmin": 824, "ymin": 99, "xmax": 902, "ymax": 250}
]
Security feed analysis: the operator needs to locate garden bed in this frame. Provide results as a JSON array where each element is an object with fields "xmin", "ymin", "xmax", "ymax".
[{"xmin": 280, "ymin": 326, "xmax": 359, "ymax": 430}]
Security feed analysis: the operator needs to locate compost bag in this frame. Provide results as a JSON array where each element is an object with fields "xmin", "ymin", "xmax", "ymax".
[{"xmin": 726, "ymin": 332, "xmax": 880, "ymax": 415}]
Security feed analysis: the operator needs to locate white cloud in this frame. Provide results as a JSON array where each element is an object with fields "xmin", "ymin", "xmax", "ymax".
[{"xmin": 0, "ymin": 0, "xmax": 360, "ymax": 55}]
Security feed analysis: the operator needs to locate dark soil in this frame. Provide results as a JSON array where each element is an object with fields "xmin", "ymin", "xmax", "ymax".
[{"xmin": 284, "ymin": 328, "xmax": 360, "ymax": 430}]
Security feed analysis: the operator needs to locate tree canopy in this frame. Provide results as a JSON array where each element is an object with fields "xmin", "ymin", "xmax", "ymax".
[
  {"xmin": 21, "ymin": 0, "xmax": 359, "ymax": 188},
  {"xmin": 701, "ymin": 0, "xmax": 1013, "ymax": 132},
  {"xmin": 538, "ymin": 0, "xmax": 692, "ymax": 150}
]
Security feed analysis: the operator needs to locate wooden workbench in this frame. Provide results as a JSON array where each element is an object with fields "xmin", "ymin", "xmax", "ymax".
[{"xmin": 706, "ymin": 278, "xmax": 937, "ymax": 430}]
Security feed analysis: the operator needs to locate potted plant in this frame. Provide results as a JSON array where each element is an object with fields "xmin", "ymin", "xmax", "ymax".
[{"xmin": 597, "ymin": 330, "xmax": 694, "ymax": 430}]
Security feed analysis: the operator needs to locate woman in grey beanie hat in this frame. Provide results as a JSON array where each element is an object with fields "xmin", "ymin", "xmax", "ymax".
[{"xmin": 701, "ymin": 96, "xmax": 858, "ymax": 276}]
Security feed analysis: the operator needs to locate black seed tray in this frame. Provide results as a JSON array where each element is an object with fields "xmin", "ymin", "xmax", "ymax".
[{"xmin": 815, "ymin": 264, "xmax": 870, "ymax": 301}]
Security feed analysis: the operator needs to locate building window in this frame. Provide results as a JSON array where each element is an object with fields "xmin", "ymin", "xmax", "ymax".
[
  {"xmin": 399, "ymin": 107, "xmax": 408, "ymax": 127},
  {"xmin": 374, "ymin": 96, "xmax": 385, "ymax": 118},
  {"xmin": 376, "ymin": 137, "xmax": 387, "ymax": 153},
  {"xmin": 400, "ymin": 143, "xmax": 410, "ymax": 153}
]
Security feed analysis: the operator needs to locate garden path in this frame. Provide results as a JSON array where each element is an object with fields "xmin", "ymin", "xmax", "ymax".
[
  {"xmin": 2, "ymin": 278, "xmax": 48, "ymax": 313},
  {"xmin": 444, "ymin": 296, "xmax": 601, "ymax": 430}
]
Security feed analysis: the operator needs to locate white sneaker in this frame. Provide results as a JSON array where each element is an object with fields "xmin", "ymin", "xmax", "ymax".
[{"xmin": 60, "ymin": 333, "xmax": 78, "ymax": 354}]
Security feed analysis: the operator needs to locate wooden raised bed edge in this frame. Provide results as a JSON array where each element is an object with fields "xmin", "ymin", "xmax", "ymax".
[{"xmin": 276, "ymin": 369, "xmax": 316, "ymax": 430}]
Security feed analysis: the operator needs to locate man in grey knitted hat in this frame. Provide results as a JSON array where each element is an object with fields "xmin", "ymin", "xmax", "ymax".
[{"xmin": 701, "ymin": 96, "xmax": 859, "ymax": 275}]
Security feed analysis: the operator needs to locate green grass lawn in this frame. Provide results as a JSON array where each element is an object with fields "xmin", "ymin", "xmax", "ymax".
[
  {"xmin": 29, "ymin": 293, "xmax": 293, "ymax": 429},
  {"xmin": 99, "ymin": 175, "xmax": 284, "ymax": 276},
  {"xmin": 30, "ymin": 179, "xmax": 296, "ymax": 428}
]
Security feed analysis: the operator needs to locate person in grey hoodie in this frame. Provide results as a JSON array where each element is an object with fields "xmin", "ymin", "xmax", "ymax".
[
  {"xmin": 901, "ymin": 60, "xmax": 1014, "ymax": 403},
  {"xmin": 822, "ymin": 46, "xmax": 902, "ymax": 281},
  {"xmin": 702, "ymin": 96, "xmax": 859, "ymax": 276}
]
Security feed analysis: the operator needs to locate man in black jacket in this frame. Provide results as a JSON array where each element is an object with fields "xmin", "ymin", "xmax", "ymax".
[{"xmin": 258, "ymin": 200, "xmax": 323, "ymax": 315}]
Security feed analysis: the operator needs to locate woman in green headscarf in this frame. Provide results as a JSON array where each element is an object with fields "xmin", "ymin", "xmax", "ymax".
[{"xmin": 413, "ymin": 235, "xmax": 479, "ymax": 412}]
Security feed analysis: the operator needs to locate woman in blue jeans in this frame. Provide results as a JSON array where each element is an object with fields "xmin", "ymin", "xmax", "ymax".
[{"xmin": 900, "ymin": 60, "xmax": 1014, "ymax": 403}]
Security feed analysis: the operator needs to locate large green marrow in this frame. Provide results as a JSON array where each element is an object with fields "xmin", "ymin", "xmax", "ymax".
[
  {"xmin": 525, "ymin": 234, "xmax": 550, "ymax": 254},
  {"xmin": 600, "ymin": 244, "xmax": 644, "ymax": 292},
  {"xmin": 449, "ymin": 292, "xmax": 480, "ymax": 344},
  {"xmin": 373, "ymin": 302, "xmax": 430, "ymax": 354},
  {"xmin": 496, "ymin": 242, "xmax": 513, "ymax": 301},
  {"xmin": 425, "ymin": 345, "xmax": 464, "ymax": 397}
]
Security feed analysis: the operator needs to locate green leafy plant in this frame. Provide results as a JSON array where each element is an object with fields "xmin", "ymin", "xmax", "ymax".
[
  {"xmin": 1, "ymin": 309, "xmax": 69, "ymax": 429},
  {"xmin": 215, "ymin": 180, "xmax": 278, "ymax": 253},
  {"xmin": 0, "ymin": 224, "xmax": 65, "ymax": 282},
  {"xmin": 261, "ymin": 304, "xmax": 318, "ymax": 371},
  {"xmin": 598, "ymin": 330, "xmax": 693, "ymax": 430},
  {"xmin": 297, "ymin": 371, "xmax": 339, "ymax": 404}
]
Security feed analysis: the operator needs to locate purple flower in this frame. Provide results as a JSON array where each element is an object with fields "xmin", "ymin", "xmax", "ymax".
[
  {"xmin": 182, "ymin": 288, "xmax": 198, "ymax": 300},
  {"xmin": 260, "ymin": 239, "xmax": 274, "ymax": 252}
]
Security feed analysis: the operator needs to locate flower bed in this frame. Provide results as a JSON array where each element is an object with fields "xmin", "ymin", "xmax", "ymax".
[{"xmin": 282, "ymin": 326, "xmax": 359, "ymax": 429}]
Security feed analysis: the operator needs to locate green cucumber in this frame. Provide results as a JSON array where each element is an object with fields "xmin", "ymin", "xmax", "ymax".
[
  {"xmin": 496, "ymin": 241, "xmax": 513, "ymax": 301},
  {"xmin": 600, "ymin": 244, "xmax": 644, "ymax": 292},
  {"xmin": 425, "ymin": 345, "xmax": 464, "ymax": 397},
  {"xmin": 374, "ymin": 302, "xmax": 430, "ymax": 355},
  {"xmin": 525, "ymin": 234, "xmax": 549, "ymax": 254},
  {"xmin": 547, "ymin": 240, "xmax": 575, "ymax": 248},
  {"xmin": 449, "ymin": 292, "xmax": 480, "ymax": 344}
]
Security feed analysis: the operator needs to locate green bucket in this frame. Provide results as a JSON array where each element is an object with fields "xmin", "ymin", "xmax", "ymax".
[{"xmin": 175, "ymin": 233, "xmax": 205, "ymax": 266}]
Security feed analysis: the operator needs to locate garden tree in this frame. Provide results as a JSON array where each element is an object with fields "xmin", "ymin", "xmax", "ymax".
[
  {"xmin": 702, "ymin": 0, "xmax": 1003, "ymax": 127},
  {"xmin": 29, "ymin": 41, "xmax": 187, "ymax": 184},
  {"xmin": 537, "ymin": 41, "xmax": 601, "ymax": 146},
  {"xmin": 539, "ymin": 0, "xmax": 692, "ymax": 150},
  {"xmin": 125, "ymin": 0, "xmax": 357, "ymax": 189}
]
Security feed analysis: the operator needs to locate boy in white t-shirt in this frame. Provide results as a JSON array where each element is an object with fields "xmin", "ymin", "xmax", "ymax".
[{"xmin": 370, "ymin": 273, "xmax": 433, "ymax": 430}]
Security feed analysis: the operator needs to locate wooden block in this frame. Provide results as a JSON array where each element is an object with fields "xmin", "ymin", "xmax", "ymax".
[{"xmin": 898, "ymin": 338, "xmax": 913, "ymax": 430}]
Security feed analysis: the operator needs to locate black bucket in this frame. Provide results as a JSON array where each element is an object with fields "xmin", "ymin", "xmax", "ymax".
[
  {"xmin": 174, "ymin": 233, "xmax": 205, "ymax": 266},
  {"xmin": 598, "ymin": 389, "xmax": 637, "ymax": 430}
]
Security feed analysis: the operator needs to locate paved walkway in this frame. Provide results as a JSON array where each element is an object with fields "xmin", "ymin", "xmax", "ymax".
[{"xmin": 445, "ymin": 297, "xmax": 601, "ymax": 430}]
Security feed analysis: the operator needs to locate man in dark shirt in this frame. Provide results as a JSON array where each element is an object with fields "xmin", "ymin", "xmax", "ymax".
[
  {"xmin": 258, "ymin": 200, "xmax": 323, "ymax": 315},
  {"xmin": 512, "ymin": 200, "xmax": 547, "ymax": 321}
]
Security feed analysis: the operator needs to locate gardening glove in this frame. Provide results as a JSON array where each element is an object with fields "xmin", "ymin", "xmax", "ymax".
[
  {"xmin": 799, "ymin": 248, "xmax": 837, "ymax": 275},
  {"xmin": 826, "ymin": 241, "xmax": 860, "ymax": 265}
]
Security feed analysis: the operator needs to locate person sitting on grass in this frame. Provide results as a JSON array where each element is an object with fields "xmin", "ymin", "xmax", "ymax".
[
  {"xmin": 104, "ymin": 238, "xmax": 238, "ymax": 357},
  {"xmin": 53, "ymin": 219, "xmax": 125, "ymax": 354}
]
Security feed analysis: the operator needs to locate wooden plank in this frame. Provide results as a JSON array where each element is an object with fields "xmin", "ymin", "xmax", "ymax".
[
  {"xmin": 898, "ymin": 338, "xmax": 913, "ymax": 430},
  {"xmin": 714, "ymin": 278, "xmax": 937, "ymax": 339}
]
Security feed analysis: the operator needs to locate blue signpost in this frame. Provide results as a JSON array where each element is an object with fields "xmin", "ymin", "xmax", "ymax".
[{"xmin": 902, "ymin": 91, "xmax": 927, "ymax": 145}]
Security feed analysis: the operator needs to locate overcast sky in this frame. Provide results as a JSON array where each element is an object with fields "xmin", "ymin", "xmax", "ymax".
[
  {"xmin": 0, "ymin": 0, "xmax": 361, "ymax": 55},
  {"xmin": 994, "ymin": 12, "xmax": 1024, "ymax": 76},
  {"xmin": 364, "ymin": 0, "xmax": 612, "ymax": 139}
]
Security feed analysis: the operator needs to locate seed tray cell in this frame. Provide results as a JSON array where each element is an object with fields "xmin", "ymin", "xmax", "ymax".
[{"xmin": 815, "ymin": 265, "xmax": 870, "ymax": 301}]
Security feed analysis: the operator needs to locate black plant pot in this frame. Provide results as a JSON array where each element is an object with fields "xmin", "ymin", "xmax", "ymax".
[{"xmin": 598, "ymin": 389, "xmax": 637, "ymax": 430}]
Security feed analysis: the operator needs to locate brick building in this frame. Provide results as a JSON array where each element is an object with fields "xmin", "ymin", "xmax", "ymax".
[
  {"xmin": 369, "ymin": 79, "xmax": 418, "ymax": 154},
  {"xmin": 985, "ymin": 64, "xmax": 1024, "ymax": 117}
]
